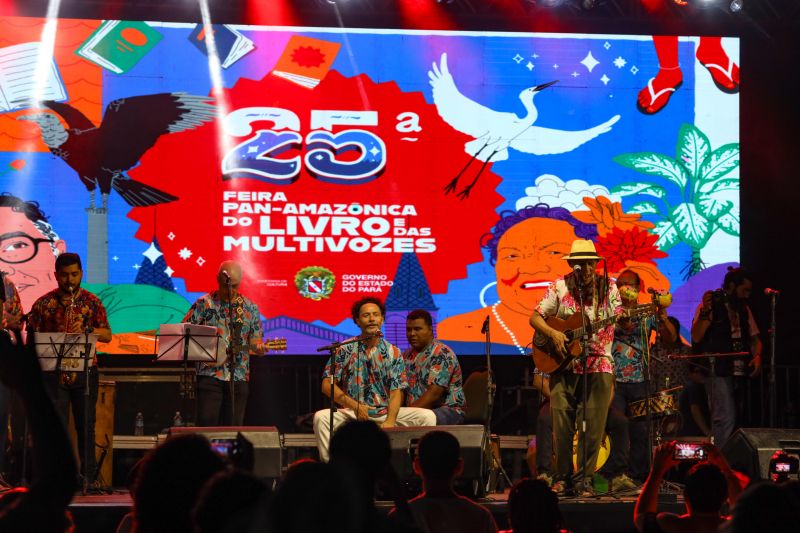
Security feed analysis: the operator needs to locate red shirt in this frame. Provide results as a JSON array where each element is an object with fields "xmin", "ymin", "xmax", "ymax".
[{"xmin": 28, "ymin": 287, "xmax": 110, "ymax": 335}]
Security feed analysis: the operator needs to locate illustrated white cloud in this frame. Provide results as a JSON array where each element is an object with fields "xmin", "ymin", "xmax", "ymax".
[{"xmin": 515, "ymin": 174, "xmax": 622, "ymax": 212}]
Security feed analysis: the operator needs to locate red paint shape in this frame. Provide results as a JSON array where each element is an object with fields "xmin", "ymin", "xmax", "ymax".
[{"xmin": 120, "ymin": 27, "xmax": 148, "ymax": 46}]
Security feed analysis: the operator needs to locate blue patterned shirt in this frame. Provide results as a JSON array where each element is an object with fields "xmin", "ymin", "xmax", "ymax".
[
  {"xmin": 403, "ymin": 340, "xmax": 465, "ymax": 414},
  {"xmin": 323, "ymin": 337, "xmax": 407, "ymax": 417},
  {"xmin": 612, "ymin": 315, "xmax": 657, "ymax": 383},
  {"xmin": 183, "ymin": 291, "xmax": 263, "ymax": 382}
]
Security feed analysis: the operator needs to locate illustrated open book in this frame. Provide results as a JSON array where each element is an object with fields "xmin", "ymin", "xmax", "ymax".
[{"xmin": 0, "ymin": 42, "xmax": 67, "ymax": 113}]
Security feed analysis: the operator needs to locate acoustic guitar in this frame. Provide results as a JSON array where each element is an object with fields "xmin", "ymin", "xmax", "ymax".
[{"xmin": 531, "ymin": 304, "xmax": 654, "ymax": 375}]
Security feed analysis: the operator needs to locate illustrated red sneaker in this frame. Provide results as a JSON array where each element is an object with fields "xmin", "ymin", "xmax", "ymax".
[
  {"xmin": 637, "ymin": 69, "xmax": 683, "ymax": 115},
  {"xmin": 699, "ymin": 57, "xmax": 740, "ymax": 93}
]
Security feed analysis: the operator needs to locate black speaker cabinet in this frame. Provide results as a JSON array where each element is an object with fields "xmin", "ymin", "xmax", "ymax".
[
  {"xmin": 168, "ymin": 426, "xmax": 282, "ymax": 479},
  {"xmin": 384, "ymin": 425, "xmax": 486, "ymax": 490},
  {"xmin": 721, "ymin": 428, "xmax": 800, "ymax": 480}
]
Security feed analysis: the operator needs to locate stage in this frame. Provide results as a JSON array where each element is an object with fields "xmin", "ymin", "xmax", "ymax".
[{"xmin": 68, "ymin": 490, "xmax": 686, "ymax": 533}]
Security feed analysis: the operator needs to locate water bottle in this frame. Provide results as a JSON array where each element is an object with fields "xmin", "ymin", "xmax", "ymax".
[
  {"xmin": 134, "ymin": 412, "xmax": 144, "ymax": 436},
  {"xmin": 172, "ymin": 411, "xmax": 184, "ymax": 427}
]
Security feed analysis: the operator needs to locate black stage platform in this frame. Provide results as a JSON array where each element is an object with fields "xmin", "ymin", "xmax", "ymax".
[{"xmin": 68, "ymin": 491, "xmax": 686, "ymax": 533}]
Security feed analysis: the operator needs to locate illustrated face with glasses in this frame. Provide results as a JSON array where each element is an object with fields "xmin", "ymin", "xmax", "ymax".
[{"xmin": 0, "ymin": 207, "xmax": 67, "ymax": 311}]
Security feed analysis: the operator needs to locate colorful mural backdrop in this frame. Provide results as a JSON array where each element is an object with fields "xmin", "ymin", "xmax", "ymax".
[{"xmin": 0, "ymin": 18, "xmax": 740, "ymax": 355}]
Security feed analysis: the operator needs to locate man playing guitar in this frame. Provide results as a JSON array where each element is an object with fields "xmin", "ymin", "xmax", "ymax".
[
  {"xmin": 529, "ymin": 240, "xmax": 622, "ymax": 496},
  {"xmin": 184, "ymin": 260, "xmax": 273, "ymax": 426}
]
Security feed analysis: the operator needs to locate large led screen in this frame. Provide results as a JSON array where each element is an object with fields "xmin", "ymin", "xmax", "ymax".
[{"xmin": 0, "ymin": 18, "xmax": 740, "ymax": 354}]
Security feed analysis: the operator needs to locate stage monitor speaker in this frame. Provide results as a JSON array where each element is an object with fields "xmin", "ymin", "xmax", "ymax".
[
  {"xmin": 721, "ymin": 428, "xmax": 800, "ymax": 480},
  {"xmin": 168, "ymin": 426, "xmax": 282, "ymax": 479},
  {"xmin": 384, "ymin": 425, "xmax": 486, "ymax": 493}
]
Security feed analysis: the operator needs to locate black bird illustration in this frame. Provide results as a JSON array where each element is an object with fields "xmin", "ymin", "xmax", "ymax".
[{"xmin": 18, "ymin": 92, "xmax": 216, "ymax": 209}]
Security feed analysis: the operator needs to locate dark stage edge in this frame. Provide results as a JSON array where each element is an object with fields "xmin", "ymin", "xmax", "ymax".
[{"xmin": 69, "ymin": 492, "xmax": 686, "ymax": 533}]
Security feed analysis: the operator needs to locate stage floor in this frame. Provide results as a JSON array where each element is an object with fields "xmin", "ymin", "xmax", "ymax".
[{"xmin": 68, "ymin": 490, "xmax": 686, "ymax": 533}]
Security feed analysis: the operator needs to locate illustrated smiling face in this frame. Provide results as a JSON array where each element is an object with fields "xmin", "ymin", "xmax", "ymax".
[{"xmin": 495, "ymin": 217, "xmax": 576, "ymax": 315}]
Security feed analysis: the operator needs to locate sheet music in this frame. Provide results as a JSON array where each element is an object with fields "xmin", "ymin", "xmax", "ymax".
[
  {"xmin": 0, "ymin": 42, "xmax": 67, "ymax": 112},
  {"xmin": 33, "ymin": 332, "xmax": 99, "ymax": 372},
  {"xmin": 157, "ymin": 323, "xmax": 219, "ymax": 362}
]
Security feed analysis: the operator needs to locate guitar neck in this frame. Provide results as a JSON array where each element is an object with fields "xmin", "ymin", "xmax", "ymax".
[{"xmin": 571, "ymin": 305, "xmax": 652, "ymax": 339}]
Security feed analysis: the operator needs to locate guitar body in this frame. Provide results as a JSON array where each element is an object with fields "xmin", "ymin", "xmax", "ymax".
[
  {"xmin": 531, "ymin": 314, "xmax": 587, "ymax": 375},
  {"xmin": 531, "ymin": 303, "xmax": 655, "ymax": 375}
]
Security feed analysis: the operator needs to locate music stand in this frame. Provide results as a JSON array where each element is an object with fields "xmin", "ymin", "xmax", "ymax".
[
  {"xmin": 32, "ymin": 331, "xmax": 99, "ymax": 493},
  {"xmin": 155, "ymin": 323, "xmax": 220, "ymax": 427}
]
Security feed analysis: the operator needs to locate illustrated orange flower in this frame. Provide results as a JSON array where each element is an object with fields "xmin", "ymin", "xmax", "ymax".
[
  {"xmin": 9, "ymin": 159, "xmax": 25, "ymax": 171},
  {"xmin": 595, "ymin": 226, "xmax": 667, "ymax": 272},
  {"xmin": 573, "ymin": 196, "xmax": 654, "ymax": 236}
]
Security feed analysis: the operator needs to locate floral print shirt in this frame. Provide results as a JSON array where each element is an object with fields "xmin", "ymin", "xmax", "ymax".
[
  {"xmin": 534, "ymin": 276, "xmax": 622, "ymax": 374},
  {"xmin": 184, "ymin": 291, "xmax": 263, "ymax": 382},
  {"xmin": 28, "ymin": 287, "xmax": 109, "ymax": 335},
  {"xmin": 323, "ymin": 337, "xmax": 407, "ymax": 417},
  {"xmin": 403, "ymin": 340, "xmax": 465, "ymax": 414},
  {"xmin": 612, "ymin": 314, "xmax": 657, "ymax": 383},
  {"xmin": 1, "ymin": 275, "xmax": 23, "ymax": 330}
]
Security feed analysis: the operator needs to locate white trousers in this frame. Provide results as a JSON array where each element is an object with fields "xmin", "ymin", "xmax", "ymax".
[{"xmin": 313, "ymin": 407, "xmax": 436, "ymax": 462}]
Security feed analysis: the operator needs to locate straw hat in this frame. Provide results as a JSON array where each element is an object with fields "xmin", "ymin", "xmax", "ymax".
[{"xmin": 562, "ymin": 239, "xmax": 603, "ymax": 261}]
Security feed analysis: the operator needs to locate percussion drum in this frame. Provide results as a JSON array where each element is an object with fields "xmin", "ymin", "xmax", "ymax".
[
  {"xmin": 629, "ymin": 388, "xmax": 680, "ymax": 420},
  {"xmin": 572, "ymin": 431, "xmax": 612, "ymax": 472}
]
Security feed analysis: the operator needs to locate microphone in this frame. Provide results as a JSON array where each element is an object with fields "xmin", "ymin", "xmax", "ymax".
[
  {"xmin": 481, "ymin": 315, "xmax": 490, "ymax": 334},
  {"xmin": 764, "ymin": 288, "xmax": 780, "ymax": 296},
  {"xmin": 359, "ymin": 330, "xmax": 382, "ymax": 342},
  {"xmin": 572, "ymin": 264, "xmax": 582, "ymax": 274},
  {"xmin": 221, "ymin": 270, "xmax": 231, "ymax": 281}
]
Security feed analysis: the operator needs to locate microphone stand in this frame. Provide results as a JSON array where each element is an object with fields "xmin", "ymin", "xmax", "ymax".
[
  {"xmin": 481, "ymin": 316, "xmax": 512, "ymax": 493},
  {"xmin": 317, "ymin": 332, "xmax": 381, "ymax": 459},
  {"xmin": 81, "ymin": 325, "xmax": 94, "ymax": 494},
  {"xmin": 767, "ymin": 291, "xmax": 778, "ymax": 427},
  {"xmin": 573, "ymin": 272, "xmax": 592, "ymax": 494},
  {"xmin": 225, "ymin": 277, "xmax": 236, "ymax": 426}
]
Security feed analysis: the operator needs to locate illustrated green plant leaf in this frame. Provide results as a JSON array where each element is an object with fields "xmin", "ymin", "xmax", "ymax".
[
  {"xmin": 613, "ymin": 153, "xmax": 688, "ymax": 189},
  {"xmin": 699, "ymin": 177, "xmax": 739, "ymax": 195},
  {"xmin": 609, "ymin": 182, "xmax": 668, "ymax": 199},
  {"xmin": 628, "ymin": 201, "xmax": 661, "ymax": 215},
  {"xmin": 653, "ymin": 220, "xmax": 681, "ymax": 251},
  {"xmin": 676, "ymin": 124, "xmax": 710, "ymax": 180},
  {"xmin": 671, "ymin": 203, "xmax": 712, "ymax": 248},
  {"xmin": 717, "ymin": 211, "xmax": 740, "ymax": 236},
  {"xmin": 697, "ymin": 196, "xmax": 733, "ymax": 220},
  {"xmin": 698, "ymin": 144, "xmax": 740, "ymax": 188}
]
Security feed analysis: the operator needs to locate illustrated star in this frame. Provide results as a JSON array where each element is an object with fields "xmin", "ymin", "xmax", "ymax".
[
  {"xmin": 580, "ymin": 51, "xmax": 600, "ymax": 72},
  {"xmin": 142, "ymin": 242, "xmax": 163, "ymax": 264}
]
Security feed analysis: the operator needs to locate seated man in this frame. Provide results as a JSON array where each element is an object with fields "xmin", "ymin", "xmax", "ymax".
[
  {"xmin": 403, "ymin": 309, "xmax": 465, "ymax": 426},
  {"xmin": 398, "ymin": 430, "xmax": 498, "ymax": 533},
  {"xmin": 313, "ymin": 298, "xmax": 436, "ymax": 461}
]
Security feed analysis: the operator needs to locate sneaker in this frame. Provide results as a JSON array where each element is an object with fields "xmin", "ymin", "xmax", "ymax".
[
  {"xmin": 575, "ymin": 483, "xmax": 597, "ymax": 498},
  {"xmin": 610, "ymin": 474, "xmax": 641, "ymax": 494},
  {"xmin": 551, "ymin": 480, "xmax": 567, "ymax": 496},
  {"xmin": 536, "ymin": 473, "xmax": 554, "ymax": 487}
]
